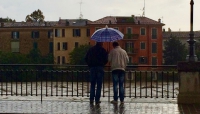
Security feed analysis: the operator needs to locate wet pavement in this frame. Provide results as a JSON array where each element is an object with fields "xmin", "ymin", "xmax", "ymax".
[{"xmin": 0, "ymin": 97, "xmax": 200, "ymax": 114}]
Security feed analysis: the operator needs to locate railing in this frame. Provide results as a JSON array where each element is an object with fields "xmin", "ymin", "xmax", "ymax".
[
  {"xmin": 124, "ymin": 34, "xmax": 139, "ymax": 40},
  {"xmin": 0, "ymin": 64, "xmax": 178, "ymax": 101}
]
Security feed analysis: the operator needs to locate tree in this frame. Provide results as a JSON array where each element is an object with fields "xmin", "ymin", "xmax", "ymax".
[
  {"xmin": 163, "ymin": 37, "xmax": 188, "ymax": 65},
  {"xmin": 25, "ymin": 9, "xmax": 45, "ymax": 22},
  {"xmin": 0, "ymin": 17, "xmax": 15, "ymax": 22},
  {"xmin": 69, "ymin": 44, "xmax": 91, "ymax": 65},
  {"xmin": 27, "ymin": 48, "xmax": 42, "ymax": 64}
]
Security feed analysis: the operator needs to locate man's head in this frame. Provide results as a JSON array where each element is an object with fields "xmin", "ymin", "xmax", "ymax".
[
  {"xmin": 96, "ymin": 42, "xmax": 103, "ymax": 46},
  {"xmin": 112, "ymin": 42, "xmax": 119, "ymax": 48}
]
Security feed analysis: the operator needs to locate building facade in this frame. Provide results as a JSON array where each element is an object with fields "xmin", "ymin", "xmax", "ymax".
[
  {"xmin": 88, "ymin": 15, "xmax": 164, "ymax": 66},
  {"xmin": 0, "ymin": 22, "xmax": 56, "ymax": 56},
  {"xmin": 53, "ymin": 19, "xmax": 90, "ymax": 64}
]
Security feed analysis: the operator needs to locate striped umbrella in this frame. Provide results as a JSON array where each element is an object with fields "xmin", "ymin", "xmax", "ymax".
[{"xmin": 91, "ymin": 25, "xmax": 124, "ymax": 42}]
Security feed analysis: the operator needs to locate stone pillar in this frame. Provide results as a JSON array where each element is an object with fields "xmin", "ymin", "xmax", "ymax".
[{"xmin": 178, "ymin": 62, "xmax": 200, "ymax": 104}]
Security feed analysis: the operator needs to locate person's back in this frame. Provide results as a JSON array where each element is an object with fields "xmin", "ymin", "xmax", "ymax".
[
  {"xmin": 85, "ymin": 42, "xmax": 108, "ymax": 105},
  {"xmin": 109, "ymin": 44, "xmax": 128, "ymax": 71},
  {"xmin": 85, "ymin": 42, "xmax": 108, "ymax": 67},
  {"xmin": 108, "ymin": 41, "xmax": 129, "ymax": 104}
]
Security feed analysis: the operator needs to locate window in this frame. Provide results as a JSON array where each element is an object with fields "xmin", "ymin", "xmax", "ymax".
[
  {"xmin": 11, "ymin": 42, "xmax": 19, "ymax": 52},
  {"xmin": 95, "ymin": 27, "xmax": 101, "ymax": 31},
  {"xmin": 87, "ymin": 29, "xmax": 90, "ymax": 37},
  {"xmin": 127, "ymin": 27, "xmax": 132, "ymax": 34},
  {"xmin": 62, "ymin": 56, "xmax": 65, "ymax": 64},
  {"xmin": 62, "ymin": 29, "xmax": 65, "ymax": 37},
  {"xmin": 49, "ymin": 42, "xmax": 53, "ymax": 53},
  {"xmin": 140, "ymin": 42, "xmax": 146, "ymax": 49},
  {"xmin": 33, "ymin": 42, "xmax": 38, "ymax": 49},
  {"xmin": 152, "ymin": 28, "xmax": 157, "ymax": 39},
  {"xmin": 75, "ymin": 42, "xmax": 79, "ymax": 48},
  {"xmin": 12, "ymin": 31, "xmax": 19, "ymax": 39},
  {"xmin": 140, "ymin": 28, "xmax": 146, "ymax": 35},
  {"xmin": 125, "ymin": 42, "xmax": 134, "ymax": 53},
  {"xmin": 139, "ymin": 57, "xmax": 147, "ymax": 64},
  {"xmin": 55, "ymin": 29, "xmax": 61, "ymax": 37},
  {"xmin": 57, "ymin": 56, "xmax": 60, "ymax": 64},
  {"xmin": 152, "ymin": 57, "xmax": 157, "ymax": 67},
  {"xmin": 57, "ymin": 42, "xmax": 60, "ymax": 50},
  {"xmin": 62, "ymin": 42, "xmax": 68, "ymax": 50},
  {"xmin": 32, "ymin": 31, "xmax": 39, "ymax": 38},
  {"xmin": 114, "ymin": 27, "xmax": 119, "ymax": 30},
  {"xmin": 152, "ymin": 43, "xmax": 157, "ymax": 53},
  {"xmin": 48, "ymin": 30, "xmax": 53, "ymax": 38},
  {"xmin": 128, "ymin": 56, "xmax": 132, "ymax": 64},
  {"xmin": 73, "ymin": 29, "xmax": 81, "ymax": 37}
]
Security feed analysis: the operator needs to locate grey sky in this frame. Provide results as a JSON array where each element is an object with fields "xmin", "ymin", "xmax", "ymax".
[{"xmin": 0, "ymin": 0, "xmax": 200, "ymax": 31}]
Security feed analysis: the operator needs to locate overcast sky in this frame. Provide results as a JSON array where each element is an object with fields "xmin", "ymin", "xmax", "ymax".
[{"xmin": 1, "ymin": 0, "xmax": 200, "ymax": 31}]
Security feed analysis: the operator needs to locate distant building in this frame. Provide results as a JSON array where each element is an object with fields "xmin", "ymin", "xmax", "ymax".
[
  {"xmin": 0, "ymin": 22, "xmax": 57, "ymax": 56},
  {"xmin": 53, "ymin": 19, "xmax": 90, "ymax": 64},
  {"xmin": 88, "ymin": 15, "xmax": 164, "ymax": 67},
  {"xmin": 0, "ymin": 15, "xmax": 165, "ymax": 67},
  {"xmin": 162, "ymin": 30, "xmax": 200, "ymax": 49}
]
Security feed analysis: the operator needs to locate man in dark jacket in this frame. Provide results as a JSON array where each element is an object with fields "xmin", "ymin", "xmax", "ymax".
[{"xmin": 85, "ymin": 42, "xmax": 108, "ymax": 105}]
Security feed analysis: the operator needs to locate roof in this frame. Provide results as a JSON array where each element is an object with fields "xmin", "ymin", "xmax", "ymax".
[
  {"xmin": 163, "ymin": 31, "xmax": 200, "ymax": 38},
  {"xmin": 57, "ymin": 19, "xmax": 88, "ymax": 26},
  {"xmin": 88, "ymin": 15, "xmax": 164, "ymax": 25},
  {"xmin": 0, "ymin": 21, "xmax": 58, "ymax": 27}
]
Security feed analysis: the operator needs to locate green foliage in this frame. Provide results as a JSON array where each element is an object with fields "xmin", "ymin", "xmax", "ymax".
[
  {"xmin": 126, "ymin": 17, "xmax": 134, "ymax": 22},
  {"xmin": 69, "ymin": 44, "xmax": 91, "ymax": 65},
  {"xmin": 27, "ymin": 48, "xmax": 42, "ymax": 64},
  {"xmin": 25, "ymin": 9, "xmax": 45, "ymax": 22},
  {"xmin": 163, "ymin": 37, "xmax": 188, "ymax": 65},
  {"xmin": 0, "ymin": 51, "xmax": 28, "ymax": 64}
]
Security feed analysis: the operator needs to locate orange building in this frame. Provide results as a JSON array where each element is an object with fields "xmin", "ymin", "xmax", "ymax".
[{"xmin": 88, "ymin": 15, "xmax": 164, "ymax": 66}]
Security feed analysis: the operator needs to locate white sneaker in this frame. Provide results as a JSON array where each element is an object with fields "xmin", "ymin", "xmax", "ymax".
[{"xmin": 110, "ymin": 100, "xmax": 118, "ymax": 104}]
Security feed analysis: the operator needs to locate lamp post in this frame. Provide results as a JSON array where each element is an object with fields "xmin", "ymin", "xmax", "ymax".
[{"xmin": 186, "ymin": 0, "xmax": 198, "ymax": 61}]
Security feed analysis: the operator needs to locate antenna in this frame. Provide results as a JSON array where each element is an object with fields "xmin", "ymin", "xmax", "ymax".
[
  {"xmin": 79, "ymin": 0, "xmax": 83, "ymax": 19},
  {"xmin": 141, "ymin": 0, "xmax": 145, "ymax": 17}
]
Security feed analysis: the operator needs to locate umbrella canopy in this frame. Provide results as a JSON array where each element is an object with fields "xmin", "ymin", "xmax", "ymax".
[{"xmin": 91, "ymin": 25, "xmax": 124, "ymax": 42}]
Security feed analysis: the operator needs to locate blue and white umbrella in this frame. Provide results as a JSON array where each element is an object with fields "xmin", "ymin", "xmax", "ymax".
[{"xmin": 91, "ymin": 25, "xmax": 124, "ymax": 42}]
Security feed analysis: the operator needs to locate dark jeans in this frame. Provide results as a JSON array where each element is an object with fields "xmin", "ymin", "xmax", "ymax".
[
  {"xmin": 89, "ymin": 66, "xmax": 104, "ymax": 102},
  {"xmin": 112, "ymin": 69, "xmax": 125, "ymax": 102}
]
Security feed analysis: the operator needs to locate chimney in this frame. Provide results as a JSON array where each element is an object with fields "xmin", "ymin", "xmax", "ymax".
[
  {"xmin": 163, "ymin": 28, "xmax": 165, "ymax": 32},
  {"xmin": 158, "ymin": 18, "xmax": 161, "ymax": 23},
  {"xmin": 85, "ymin": 21, "xmax": 88, "ymax": 25},
  {"xmin": 109, "ymin": 20, "xmax": 111, "ymax": 24},
  {"xmin": 66, "ymin": 20, "xmax": 69, "ymax": 26},
  {"xmin": 168, "ymin": 28, "xmax": 171, "ymax": 32}
]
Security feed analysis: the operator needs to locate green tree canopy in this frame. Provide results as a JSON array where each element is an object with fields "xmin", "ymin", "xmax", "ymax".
[
  {"xmin": 163, "ymin": 36, "xmax": 188, "ymax": 65},
  {"xmin": 69, "ymin": 44, "xmax": 91, "ymax": 65},
  {"xmin": 25, "ymin": 9, "xmax": 45, "ymax": 22}
]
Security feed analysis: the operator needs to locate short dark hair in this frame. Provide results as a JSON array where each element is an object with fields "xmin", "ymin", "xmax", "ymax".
[{"xmin": 112, "ymin": 42, "xmax": 119, "ymax": 47}]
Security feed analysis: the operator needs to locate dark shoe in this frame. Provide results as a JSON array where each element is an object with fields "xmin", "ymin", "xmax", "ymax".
[
  {"xmin": 90, "ymin": 101, "xmax": 94, "ymax": 105},
  {"xmin": 95, "ymin": 101, "xmax": 101, "ymax": 105},
  {"xmin": 111, "ymin": 100, "xmax": 118, "ymax": 104}
]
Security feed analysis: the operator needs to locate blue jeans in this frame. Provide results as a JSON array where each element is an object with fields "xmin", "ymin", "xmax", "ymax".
[
  {"xmin": 89, "ymin": 66, "xmax": 104, "ymax": 102},
  {"xmin": 112, "ymin": 70, "xmax": 125, "ymax": 102}
]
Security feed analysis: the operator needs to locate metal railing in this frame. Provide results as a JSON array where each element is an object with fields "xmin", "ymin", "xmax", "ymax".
[{"xmin": 0, "ymin": 64, "xmax": 178, "ymax": 101}]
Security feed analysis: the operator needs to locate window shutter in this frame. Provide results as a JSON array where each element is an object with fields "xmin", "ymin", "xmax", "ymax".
[
  {"xmin": 17, "ymin": 32, "xmax": 19, "ymax": 38},
  {"xmin": 55, "ymin": 29, "xmax": 58, "ymax": 37},
  {"xmin": 11, "ymin": 32, "xmax": 13, "ymax": 38}
]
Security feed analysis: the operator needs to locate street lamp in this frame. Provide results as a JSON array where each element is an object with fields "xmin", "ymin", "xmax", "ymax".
[{"xmin": 186, "ymin": 0, "xmax": 198, "ymax": 61}]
